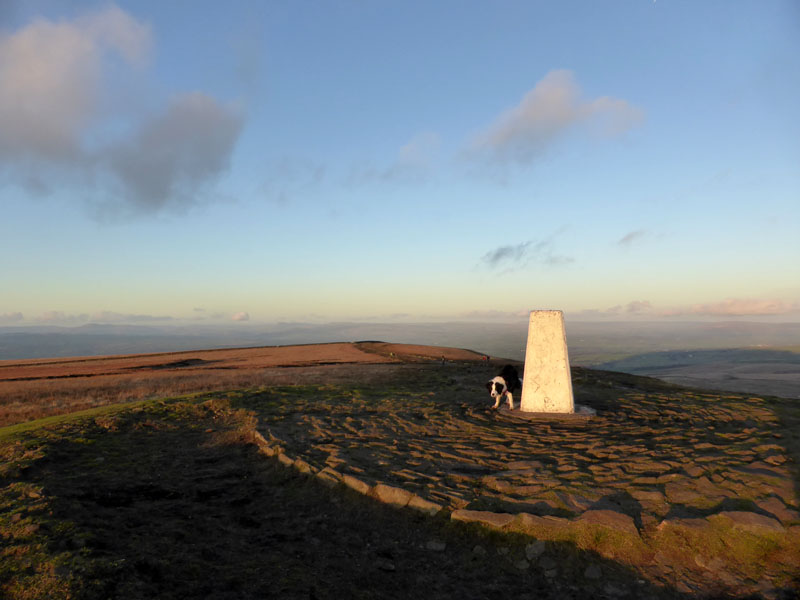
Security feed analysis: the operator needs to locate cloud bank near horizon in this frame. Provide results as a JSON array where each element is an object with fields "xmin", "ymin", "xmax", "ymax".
[
  {"xmin": 6, "ymin": 296, "xmax": 798, "ymax": 327},
  {"xmin": 573, "ymin": 298, "xmax": 800, "ymax": 319},
  {"xmin": 662, "ymin": 298, "xmax": 800, "ymax": 318}
]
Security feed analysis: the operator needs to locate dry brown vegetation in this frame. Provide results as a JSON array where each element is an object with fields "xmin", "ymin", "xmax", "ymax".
[{"xmin": 0, "ymin": 342, "xmax": 482, "ymax": 427}]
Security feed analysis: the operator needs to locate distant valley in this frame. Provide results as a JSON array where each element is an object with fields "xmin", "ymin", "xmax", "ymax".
[{"xmin": 596, "ymin": 348, "xmax": 800, "ymax": 399}]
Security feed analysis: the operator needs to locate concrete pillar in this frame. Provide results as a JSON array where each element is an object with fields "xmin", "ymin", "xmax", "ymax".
[{"xmin": 520, "ymin": 310, "xmax": 574, "ymax": 413}]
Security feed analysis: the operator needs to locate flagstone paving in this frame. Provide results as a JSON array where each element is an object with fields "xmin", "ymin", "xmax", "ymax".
[{"xmin": 232, "ymin": 363, "xmax": 800, "ymax": 598}]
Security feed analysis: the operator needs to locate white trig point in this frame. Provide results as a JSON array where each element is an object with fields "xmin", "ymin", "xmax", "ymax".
[{"xmin": 520, "ymin": 310, "xmax": 574, "ymax": 413}]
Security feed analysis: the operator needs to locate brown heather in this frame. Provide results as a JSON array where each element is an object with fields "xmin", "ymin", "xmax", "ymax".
[{"xmin": 0, "ymin": 342, "xmax": 475, "ymax": 427}]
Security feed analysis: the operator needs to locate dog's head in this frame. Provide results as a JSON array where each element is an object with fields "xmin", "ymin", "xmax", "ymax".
[{"xmin": 486, "ymin": 376, "xmax": 507, "ymax": 399}]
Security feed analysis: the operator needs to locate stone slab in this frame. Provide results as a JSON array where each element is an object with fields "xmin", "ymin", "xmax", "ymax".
[
  {"xmin": 451, "ymin": 509, "xmax": 515, "ymax": 529},
  {"xmin": 756, "ymin": 497, "xmax": 800, "ymax": 524},
  {"xmin": 515, "ymin": 513, "xmax": 571, "ymax": 531},
  {"xmin": 373, "ymin": 483, "xmax": 413, "ymax": 508},
  {"xmin": 408, "ymin": 495, "xmax": 443, "ymax": 515},
  {"xmin": 657, "ymin": 517, "xmax": 712, "ymax": 532},
  {"xmin": 316, "ymin": 467, "xmax": 342, "ymax": 487},
  {"xmin": 711, "ymin": 511, "xmax": 785, "ymax": 534},
  {"xmin": 277, "ymin": 452, "xmax": 294, "ymax": 467},
  {"xmin": 342, "ymin": 474, "xmax": 371, "ymax": 495},
  {"xmin": 577, "ymin": 509, "xmax": 639, "ymax": 537},
  {"xmin": 520, "ymin": 310, "xmax": 574, "ymax": 413}
]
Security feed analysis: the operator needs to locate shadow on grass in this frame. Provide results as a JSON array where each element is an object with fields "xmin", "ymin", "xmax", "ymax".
[
  {"xmin": 769, "ymin": 393, "xmax": 800, "ymax": 592},
  {"xmin": 0, "ymin": 400, "xmax": 698, "ymax": 600}
]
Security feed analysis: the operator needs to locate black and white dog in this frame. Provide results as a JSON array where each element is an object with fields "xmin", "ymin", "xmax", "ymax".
[{"xmin": 486, "ymin": 364, "xmax": 521, "ymax": 410}]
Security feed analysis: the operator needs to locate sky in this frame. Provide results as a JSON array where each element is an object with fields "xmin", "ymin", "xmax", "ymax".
[{"xmin": 1, "ymin": 0, "xmax": 799, "ymax": 327}]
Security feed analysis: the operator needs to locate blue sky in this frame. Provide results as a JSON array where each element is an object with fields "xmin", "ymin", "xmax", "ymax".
[{"xmin": 1, "ymin": 0, "xmax": 798, "ymax": 326}]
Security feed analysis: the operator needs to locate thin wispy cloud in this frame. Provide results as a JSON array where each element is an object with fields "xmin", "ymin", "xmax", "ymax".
[
  {"xmin": 469, "ymin": 69, "xmax": 644, "ymax": 165},
  {"xmin": 260, "ymin": 157, "xmax": 326, "ymax": 205},
  {"xmin": 617, "ymin": 229, "xmax": 647, "ymax": 246},
  {"xmin": 481, "ymin": 241, "xmax": 531, "ymax": 268},
  {"xmin": 397, "ymin": 132, "xmax": 441, "ymax": 168},
  {"xmin": 480, "ymin": 234, "xmax": 573, "ymax": 273},
  {"xmin": 0, "ymin": 312, "xmax": 24, "ymax": 324},
  {"xmin": 348, "ymin": 131, "xmax": 441, "ymax": 185}
]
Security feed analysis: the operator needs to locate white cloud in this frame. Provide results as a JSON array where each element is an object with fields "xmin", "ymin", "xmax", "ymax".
[
  {"xmin": 232, "ymin": 311, "xmax": 250, "ymax": 321},
  {"xmin": 469, "ymin": 69, "xmax": 644, "ymax": 165},
  {"xmin": 79, "ymin": 5, "xmax": 151, "ymax": 67},
  {"xmin": 0, "ymin": 6, "xmax": 243, "ymax": 214},
  {"xmin": 0, "ymin": 6, "xmax": 151, "ymax": 162}
]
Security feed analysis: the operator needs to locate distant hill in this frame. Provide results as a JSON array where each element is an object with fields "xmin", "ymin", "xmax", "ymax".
[
  {"xmin": 2, "ymin": 320, "xmax": 799, "ymax": 362},
  {"xmin": 2, "ymin": 320, "xmax": 799, "ymax": 399}
]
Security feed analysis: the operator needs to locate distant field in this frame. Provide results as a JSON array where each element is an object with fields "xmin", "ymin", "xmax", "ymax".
[{"xmin": 597, "ymin": 349, "xmax": 800, "ymax": 400}]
